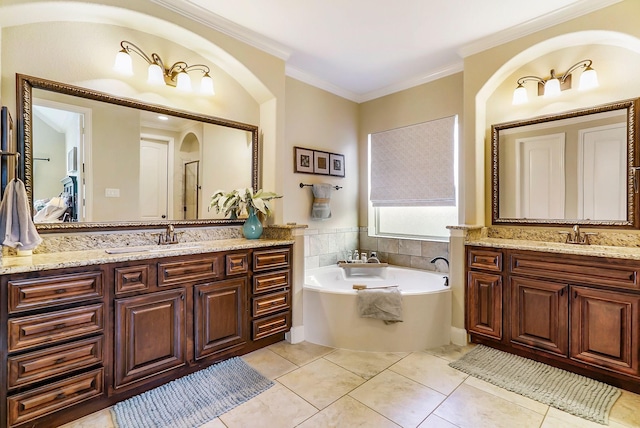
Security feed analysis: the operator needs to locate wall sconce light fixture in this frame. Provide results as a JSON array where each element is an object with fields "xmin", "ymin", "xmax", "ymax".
[
  {"xmin": 114, "ymin": 40, "xmax": 215, "ymax": 95},
  {"xmin": 512, "ymin": 59, "xmax": 598, "ymax": 105}
]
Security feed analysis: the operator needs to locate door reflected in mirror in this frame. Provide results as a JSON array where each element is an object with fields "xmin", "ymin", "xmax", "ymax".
[{"xmin": 492, "ymin": 99, "xmax": 638, "ymax": 228}]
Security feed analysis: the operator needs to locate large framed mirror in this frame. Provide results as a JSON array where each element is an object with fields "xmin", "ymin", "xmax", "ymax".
[
  {"xmin": 492, "ymin": 98, "xmax": 639, "ymax": 228},
  {"xmin": 17, "ymin": 74, "xmax": 259, "ymax": 232}
]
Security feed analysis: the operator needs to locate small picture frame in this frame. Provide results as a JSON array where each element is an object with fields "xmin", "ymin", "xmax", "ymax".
[
  {"xmin": 294, "ymin": 146, "xmax": 314, "ymax": 173},
  {"xmin": 329, "ymin": 153, "xmax": 345, "ymax": 177},
  {"xmin": 314, "ymin": 151, "xmax": 330, "ymax": 175}
]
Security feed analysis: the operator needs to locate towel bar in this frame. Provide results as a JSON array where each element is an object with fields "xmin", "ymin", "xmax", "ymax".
[{"xmin": 299, "ymin": 182, "xmax": 342, "ymax": 190}]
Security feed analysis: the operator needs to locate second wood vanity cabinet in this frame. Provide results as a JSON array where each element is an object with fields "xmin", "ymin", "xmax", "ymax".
[
  {"xmin": 466, "ymin": 245, "xmax": 640, "ymax": 392},
  {"xmin": 0, "ymin": 243, "xmax": 293, "ymax": 428}
]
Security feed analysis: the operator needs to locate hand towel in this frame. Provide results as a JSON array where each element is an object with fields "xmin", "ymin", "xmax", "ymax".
[
  {"xmin": 356, "ymin": 287, "xmax": 403, "ymax": 324},
  {"xmin": 311, "ymin": 183, "xmax": 333, "ymax": 220},
  {"xmin": 0, "ymin": 179, "xmax": 42, "ymax": 251}
]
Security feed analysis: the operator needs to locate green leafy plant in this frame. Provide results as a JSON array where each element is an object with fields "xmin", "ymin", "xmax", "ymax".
[{"xmin": 209, "ymin": 188, "xmax": 282, "ymax": 218}]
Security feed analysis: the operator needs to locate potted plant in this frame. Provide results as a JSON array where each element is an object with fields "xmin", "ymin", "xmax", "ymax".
[{"xmin": 209, "ymin": 188, "xmax": 282, "ymax": 239}]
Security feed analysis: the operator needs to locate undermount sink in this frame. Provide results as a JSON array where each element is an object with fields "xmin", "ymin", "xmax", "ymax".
[{"xmin": 105, "ymin": 244, "xmax": 205, "ymax": 254}]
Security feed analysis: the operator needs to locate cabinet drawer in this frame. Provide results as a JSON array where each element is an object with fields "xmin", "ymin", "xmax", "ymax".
[
  {"xmin": 115, "ymin": 265, "xmax": 150, "ymax": 294},
  {"xmin": 253, "ymin": 290, "xmax": 290, "ymax": 317},
  {"xmin": 7, "ymin": 368, "xmax": 103, "ymax": 427},
  {"xmin": 468, "ymin": 248, "xmax": 503, "ymax": 272},
  {"xmin": 252, "ymin": 312, "xmax": 291, "ymax": 340},
  {"xmin": 158, "ymin": 256, "xmax": 222, "ymax": 286},
  {"xmin": 8, "ymin": 304, "xmax": 104, "ymax": 353},
  {"xmin": 253, "ymin": 270, "xmax": 290, "ymax": 294},
  {"xmin": 226, "ymin": 252, "xmax": 249, "ymax": 275},
  {"xmin": 8, "ymin": 336, "xmax": 103, "ymax": 389},
  {"xmin": 510, "ymin": 252, "xmax": 639, "ymax": 290},
  {"xmin": 253, "ymin": 248, "xmax": 290, "ymax": 272},
  {"xmin": 8, "ymin": 271, "xmax": 103, "ymax": 314}
]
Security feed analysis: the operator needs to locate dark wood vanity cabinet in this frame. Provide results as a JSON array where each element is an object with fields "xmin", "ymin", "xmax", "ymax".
[
  {"xmin": 466, "ymin": 245, "xmax": 640, "ymax": 392},
  {"xmin": 0, "ymin": 244, "xmax": 292, "ymax": 428}
]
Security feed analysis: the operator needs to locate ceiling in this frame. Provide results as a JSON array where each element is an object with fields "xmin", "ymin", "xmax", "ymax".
[{"xmin": 152, "ymin": 0, "xmax": 619, "ymax": 102}]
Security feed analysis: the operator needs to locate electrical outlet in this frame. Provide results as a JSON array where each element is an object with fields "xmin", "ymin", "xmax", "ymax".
[{"xmin": 105, "ymin": 188, "xmax": 120, "ymax": 197}]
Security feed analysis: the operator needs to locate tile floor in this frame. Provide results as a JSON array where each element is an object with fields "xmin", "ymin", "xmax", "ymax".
[{"xmin": 61, "ymin": 341, "xmax": 640, "ymax": 428}]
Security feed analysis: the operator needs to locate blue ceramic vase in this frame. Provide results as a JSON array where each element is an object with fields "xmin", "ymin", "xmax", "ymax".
[{"xmin": 242, "ymin": 207, "xmax": 263, "ymax": 239}]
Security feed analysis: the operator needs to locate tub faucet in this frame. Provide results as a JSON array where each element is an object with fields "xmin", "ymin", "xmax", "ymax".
[
  {"xmin": 158, "ymin": 224, "xmax": 179, "ymax": 245},
  {"xmin": 430, "ymin": 257, "xmax": 449, "ymax": 273}
]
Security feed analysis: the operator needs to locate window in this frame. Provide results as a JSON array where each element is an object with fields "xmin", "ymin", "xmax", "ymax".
[{"xmin": 368, "ymin": 115, "xmax": 458, "ymax": 240}]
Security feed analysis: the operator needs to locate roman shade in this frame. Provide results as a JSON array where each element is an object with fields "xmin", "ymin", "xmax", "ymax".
[{"xmin": 370, "ymin": 115, "xmax": 456, "ymax": 207}]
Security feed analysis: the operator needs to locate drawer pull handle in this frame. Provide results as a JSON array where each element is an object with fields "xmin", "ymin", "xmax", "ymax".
[
  {"xmin": 55, "ymin": 357, "xmax": 67, "ymax": 365},
  {"xmin": 55, "ymin": 392, "xmax": 66, "ymax": 400},
  {"xmin": 54, "ymin": 288, "xmax": 66, "ymax": 294},
  {"xmin": 54, "ymin": 323, "xmax": 67, "ymax": 330}
]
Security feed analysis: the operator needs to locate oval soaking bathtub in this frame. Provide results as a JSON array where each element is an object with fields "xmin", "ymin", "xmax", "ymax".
[{"xmin": 304, "ymin": 265, "xmax": 451, "ymax": 352}]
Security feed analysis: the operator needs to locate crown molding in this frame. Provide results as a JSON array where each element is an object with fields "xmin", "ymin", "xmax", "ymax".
[
  {"xmin": 458, "ymin": 0, "xmax": 622, "ymax": 58},
  {"xmin": 285, "ymin": 65, "xmax": 361, "ymax": 102},
  {"xmin": 149, "ymin": 0, "xmax": 292, "ymax": 61}
]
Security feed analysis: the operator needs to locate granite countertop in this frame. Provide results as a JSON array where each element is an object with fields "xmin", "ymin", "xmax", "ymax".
[
  {"xmin": 466, "ymin": 238, "xmax": 640, "ymax": 261},
  {"xmin": 0, "ymin": 238, "xmax": 294, "ymax": 275}
]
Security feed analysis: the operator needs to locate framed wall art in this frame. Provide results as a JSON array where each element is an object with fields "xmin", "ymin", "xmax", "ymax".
[
  {"xmin": 314, "ymin": 151, "xmax": 330, "ymax": 175},
  {"xmin": 330, "ymin": 153, "xmax": 345, "ymax": 177},
  {"xmin": 294, "ymin": 146, "xmax": 314, "ymax": 173}
]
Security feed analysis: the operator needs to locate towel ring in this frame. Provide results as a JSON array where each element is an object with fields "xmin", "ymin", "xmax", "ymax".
[
  {"xmin": 0, "ymin": 151, "xmax": 20, "ymax": 181},
  {"xmin": 300, "ymin": 182, "xmax": 342, "ymax": 190}
]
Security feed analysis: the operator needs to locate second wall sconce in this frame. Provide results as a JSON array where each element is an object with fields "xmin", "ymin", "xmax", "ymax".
[
  {"xmin": 512, "ymin": 59, "xmax": 598, "ymax": 105},
  {"xmin": 114, "ymin": 40, "xmax": 215, "ymax": 95}
]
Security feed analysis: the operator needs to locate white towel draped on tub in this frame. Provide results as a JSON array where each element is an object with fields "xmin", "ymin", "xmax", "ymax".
[
  {"xmin": 311, "ymin": 183, "xmax": 333, "ymax": 220},
  {"xmin": 356, "ymin": 288, "xmax": 403, "ymax": 324},
  {"xmin": 0, "ymin": 179, "xmax": 42, "ymax": 251}
]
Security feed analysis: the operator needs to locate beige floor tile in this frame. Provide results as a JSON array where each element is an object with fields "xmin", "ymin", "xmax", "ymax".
[
  {"xmin": 267, "ymin": 340, "xmax": 335, "ymax": 366},
  {"xmin": 218, "ymin": 382, "xmax": 317, "ymax": 428},
  {"xmin": 543, "ymin": 407, "xmax": 630, "ymax": 428},
  {"xmin": 58, "ymin": 408, "xmax": 115, "ymax": 428},
  {"xmin": 297, "ymin": 395, "xmax": 400, "ymax": 428},
  {"xmin": 198, "ymin": 417, "xmax": 227, "ymax": 428},
  {"xmin": 242, "ymin": 347, "xmax": 298, "ymax": 379},
  {"xmin": 609, "ymin": 390, "xmax": 640, "ymax": 428},
  {"xmin": 425, "ymin": 343, "xmax": 476, "ymax": 362},
  {"xmin": 389, "ymin": 351, "xmax": 468, "ymax": 395},
  {"xmin": 418, "ymin": 414, "xmax": 460, "ymax": 428},
  {"xmin": 349, "ymin": 369, "xmax": 446, "ymax": 427},
  {"xmin": 278, "ymin": 358, "xmax": 365, "ymax": 409},
  {"xmin": 462, "ymin": 375, "xmax": 549, "ymax": 415},
  {"xmin": 324, "ymin": 348, "xmax": 407, "ymax": 379},
  {"xmin": 433, "ymin": 383, "xmax": 545, "ymax": 428}
]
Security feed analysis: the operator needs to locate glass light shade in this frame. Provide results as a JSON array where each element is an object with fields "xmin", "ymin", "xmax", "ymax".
[
  {"xmin": 176, "ymin": 71, "xmax": 192, "ymax": 91},
  {"xmin": 543, "ymin": 78, "xmax": 561, "ymax": 97},
  {"xmin": 147, "ymin": 64, "xmax": 165, "ymax": 85},
  {"xmin": 113, "ymin": 50, "xmax": 133, "ymax": 75},
  {"xmin": 579, "ymin": 67, "xmax": 599, "ymax": 90},
  {"xmin": 512, "ymin": 85, "xmax": 528, "ymax": 105},
  {"xmin": 200, "ymin": 73, "xmax": 215, "ymax": 95}
]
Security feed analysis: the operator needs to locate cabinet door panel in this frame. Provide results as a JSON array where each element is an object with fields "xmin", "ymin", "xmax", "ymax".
[
  {"xmin": 467, "ymin": 271, "xmax": 503, "ymax": 340},
  {"xmin": 571, "ymin": 286, "xmax": 639, "ymax": 375},
  {"xmin": 511, "ymin": 277, "xmax": 568, "ymax": 355},
  {"xmin": 194, "ymin": 278, "xmax": 247, "ymax": 360},
  {"xmin": 114, "ymin": 289, "xmax": 186, "ymax": 389}
]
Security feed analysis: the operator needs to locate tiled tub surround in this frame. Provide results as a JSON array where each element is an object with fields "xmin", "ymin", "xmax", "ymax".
[{"xmin": 304, "ymin": 227, "xmax": 449, "ymax": 270}]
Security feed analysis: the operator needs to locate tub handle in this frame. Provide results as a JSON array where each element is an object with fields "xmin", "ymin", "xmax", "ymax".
[{"xmin": 443, "ymin": 276, "xmax": 449, "ymax": 287}]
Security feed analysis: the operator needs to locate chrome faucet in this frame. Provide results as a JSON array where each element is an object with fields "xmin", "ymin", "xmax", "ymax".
[
  {"xmin": 560, "ymin": 225, "xmax": 596, "ymax": 245},
  {"xmin": 158, "ymin": 224, "xmax": 179, "ymax": 245}
]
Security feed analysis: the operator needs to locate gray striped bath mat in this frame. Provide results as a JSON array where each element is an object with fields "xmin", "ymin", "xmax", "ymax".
[
  {"xmin": 449, "ymin": 345, "xmax": 620, "ymax": 424},
  {"xmin": 111, "ymin": 357, "xmax": 274, "ymax": 428}
]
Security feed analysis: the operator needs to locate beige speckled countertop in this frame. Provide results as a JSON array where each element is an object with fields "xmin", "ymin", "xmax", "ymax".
[
  {"xmin": 0, "ymin": 238, "xmax": 294, "ymax": 275},
  {"xmin": 466, "ymin": 238, "xmax": 640, "ymax": 261}
]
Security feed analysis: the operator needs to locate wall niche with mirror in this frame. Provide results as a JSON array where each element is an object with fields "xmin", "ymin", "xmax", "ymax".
[
  {"xmin": 491, "ymin": 98, "xmax": 639, "ymax": 228},
  {"xmin": 17, "ymin": 74, "xmax": 259, "ymax": 232}
]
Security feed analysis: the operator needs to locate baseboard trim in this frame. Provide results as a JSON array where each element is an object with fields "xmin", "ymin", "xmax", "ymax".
[
  {"xmin": 285, "ymin": 325, "xmax": 305, "ymax": 344},
  {"xmin": 450, "ymin": 327, "xmax": 468, "ymax": 346}
]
